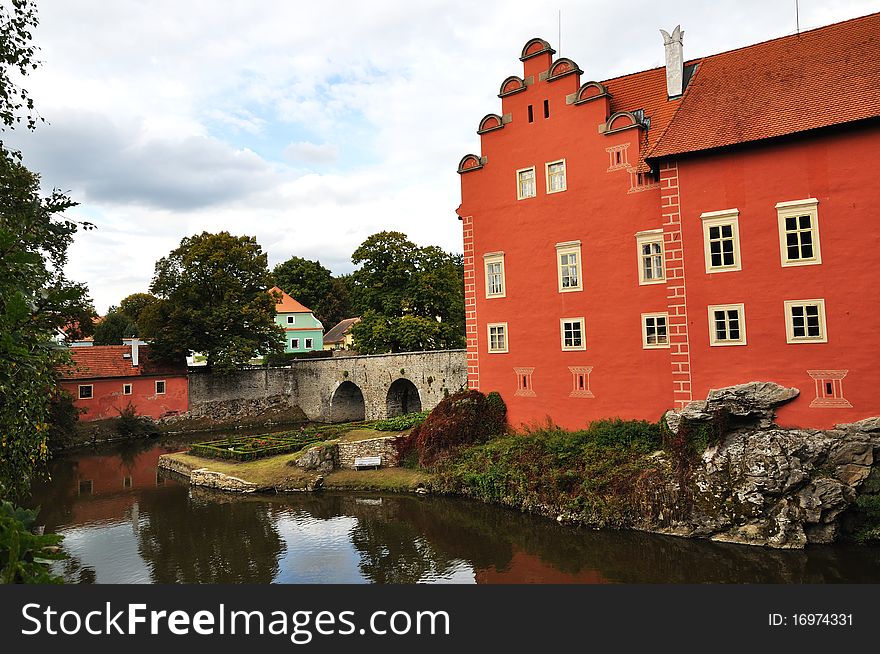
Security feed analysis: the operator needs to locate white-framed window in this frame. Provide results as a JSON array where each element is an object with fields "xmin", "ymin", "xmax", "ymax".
[
  {"xmin": 545, "ymin": 159, "xmax": 567, "ymax": 194},
  {"xmin": 286, "ymin": 315, "xmax": 295, "ymax": 324},
  {"xmin": 635, "ymin": 229, "xmax": 665, "ymax": 285},
  {"xmin": 560, "ymin": 317, "xmax": 586, "ymax": 351},
  {"xmin": 777, "ymin": 198, "xmax": 821, "ymax": 267},
  {"xmin": 78, "ymin": 384, "xmax": 93, "ymax": 400},
  {"xmin": 701, "ymin": 209, "xmax": 741, "ymax": 273},
  {"xmin": 641, "ymin": 313, "xmax": 670, "ymax": 348},
  {"xmin": 305, "ymin": 338, "xmax": 313, "ymax": 348},
  {"xmin": 155, "ymin": 380, "xmax": 166, "ymax": 394},
  {"xmin": 487, "ymin": 322, "xmax": 508, "ymax": 353},
  {"xmin": 708, "ymin": 304, "xmax": 747, "ymax": 346},
  {"xmin": 784, "ymin": 299, "xmax": 827, "ymax": 343},
  {"xmin": 483, "ymin": 251, "xmax": 506, "ymax": 298},
  {"xmin": 291, "ymin": 338, "xmax": 299, "ymax": 349},
  {"xmin": 556, "ymin": 241, "xmax": 582, "ymax": 292},
  {"xmin": 516, "ymin": 166, "xmax": 536, "ymax": 200},
  {"xmin": 123, "ymin": 383, "xmax": 132, "ymax": 395}
]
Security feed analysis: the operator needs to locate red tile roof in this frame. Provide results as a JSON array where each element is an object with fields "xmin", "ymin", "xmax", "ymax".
[
  {"xmin": 603, "ymin": 62, "xmax": 694, "ymax": 171},
  {"xmin": 59, "ymin": 345, "xmax": 186, "ymax": 380},
  {"xmin": 648, "ymin": 12, "xmax": 880, "ymax": 160},
  {"xmin": 268, "ymin": 286, "xmax": 313, "ymax": 314}
]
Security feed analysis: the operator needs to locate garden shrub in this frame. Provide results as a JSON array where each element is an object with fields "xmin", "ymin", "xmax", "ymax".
[
  {"xmin": 0, "ymin": 501, "xmax": 64, "ymax": 584},
  {"xmin": 373, "ymin": 411, "xmax": 428, "ymax": 432},
  {"xmin": 115, "ymin": 402, "xmax": 159, "ymax": 439},
  {"xmin": 397, "ymin": 390, "xmax": 507, "ymax": 467}
]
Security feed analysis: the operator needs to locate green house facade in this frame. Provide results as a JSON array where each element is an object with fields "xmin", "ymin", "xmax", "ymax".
[{"xmin": 269, "ymin": 287, "xmax": 323, "ymax": 353}]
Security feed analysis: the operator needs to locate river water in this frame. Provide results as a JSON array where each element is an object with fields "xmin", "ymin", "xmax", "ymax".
[{"xmin": 27, "ymin": 435, "xmax": 880, "ymax": 584}]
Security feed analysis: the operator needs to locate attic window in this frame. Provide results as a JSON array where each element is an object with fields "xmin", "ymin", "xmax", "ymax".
[{"xmin": 287, "ymin": 316, "xmax": 295, "ymax": 324}]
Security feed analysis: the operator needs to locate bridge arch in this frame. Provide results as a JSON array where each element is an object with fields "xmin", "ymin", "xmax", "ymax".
[
  {"xmin": 330, "ymin": 381, "xmax": 366, "ymax": 423},
  {"xmin": 386, "ymin": 378, "xmax": 422, "ymax": 417}
]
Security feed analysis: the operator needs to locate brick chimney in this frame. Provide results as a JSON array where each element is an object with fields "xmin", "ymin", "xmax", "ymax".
[{"xmin": 661, "ymin": 25, "xmax": 684, "ymax": 98}]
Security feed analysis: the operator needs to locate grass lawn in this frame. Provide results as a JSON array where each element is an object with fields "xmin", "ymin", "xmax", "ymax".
[{"xmin": 337, "ymin": 427, "xmax": 407, "ymax": 443}]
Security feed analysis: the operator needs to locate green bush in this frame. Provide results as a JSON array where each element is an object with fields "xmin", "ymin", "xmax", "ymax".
[
  {"xmin": 0, "ymin": 501, "xmax": 64, "ymax": 584},
  {"xmin": 47, "ymin": 390, "xmax": 82, "ymax": 451},
  {"xmin": 373, "ymin": 411, "xmax": 428, "ymax": 432},
  {"xmin": 115, "ymin": 402, "xmax": 159, "ymax": 439},
  {"xmin": 436, "ymin": 420, "xmax": 667, "ymax": 527}
]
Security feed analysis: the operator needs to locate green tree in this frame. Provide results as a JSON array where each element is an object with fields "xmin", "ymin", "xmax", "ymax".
[
  {"xmin": 140, "ymin": 231, "xmax": 282, "ymax": 373},
  {"xmin": 349, "ymin": 232, "xmax": 465, "ymax": 353},
  {"xmin": 271, "ymin": 256, "xmax": 352, "ymax": 328},
  {"xmin": 92, "ymin": 307, "xmax": 138, "ymax": 345},
  {"xmin": 0, "ymin": 0, "xmax": 40, "ymax": 133},
  {"xmin": 0, "ymin": 150, "xmax": 93, "ymax": 499},
  {"xmin": 118, "ymin": 292, "xmax": 158, "ymax": 323}
]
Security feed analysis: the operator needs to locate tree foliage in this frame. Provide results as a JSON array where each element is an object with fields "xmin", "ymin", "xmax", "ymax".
[
  {"xmin": 0, "ymin": 150, "xmax": 93, "ymax": 499},
  {"xmin": 271, "ymin": 256, "xmax": 352, "ymax": 328},
  {"xmin": 140, "ymin": 232, "xmax": 282, "ymax": 373},
  {"xmin": 118, "ymin": 292, "xmax": 158, "ymax": 323},
  {"xmin": 0, "ymin": 0, "xmax": 41, "ymax": 133},
  {"xmin": 349, "ymin": 232, "xmax": 464, "ymax": 353},
  {"xmin": 92, "ymin": 307, "xmax": 137, "ymax": 345}
]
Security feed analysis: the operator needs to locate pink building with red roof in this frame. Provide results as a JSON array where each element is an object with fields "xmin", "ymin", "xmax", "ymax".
[
  {"xmin": 458, "ymin": 13, "xmax": 880, "ymax": 430},
  {"xmin": 59, "ymin": 343, "xmax": 188, "ymax": 421}
]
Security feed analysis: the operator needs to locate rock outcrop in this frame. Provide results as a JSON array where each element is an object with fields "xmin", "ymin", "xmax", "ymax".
[{"xmin": 659, "ymin": 382, "xmax": 879, "ymax": 548}]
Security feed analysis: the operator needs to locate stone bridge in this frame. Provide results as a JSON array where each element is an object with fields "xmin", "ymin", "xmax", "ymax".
[{"xmin": 187, "ymin": 350, "xmax": 467, "ymax": 423}]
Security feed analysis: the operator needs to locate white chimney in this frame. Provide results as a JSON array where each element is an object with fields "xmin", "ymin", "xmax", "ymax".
[
  {"xmin": 131, "ymin": 341, "xmax": 139, "ymax": 367},
  {"xmin": 661, "ymin": 25, "xmax": 684, "ymax": 98}
]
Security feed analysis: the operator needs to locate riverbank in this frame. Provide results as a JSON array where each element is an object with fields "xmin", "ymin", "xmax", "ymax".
[{"xmin": 159, "ymin": 450, "xmax": 432, "ymax": 493}]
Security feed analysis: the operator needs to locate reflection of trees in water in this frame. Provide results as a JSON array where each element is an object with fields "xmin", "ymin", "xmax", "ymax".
[
  {"xmin": 26, "ymin": 456, "xmax": 79, "ymax": 530},
  {"xmin": 349, "ymin": 518, "xmax": 458, "ymax": 583},
  {"xmin": 61, "ymin": 554, "xmax": 97, "ymax": 584},
  {"xmin": 135, "ymin": 489, "xmax": 285, "ymax": 583}
]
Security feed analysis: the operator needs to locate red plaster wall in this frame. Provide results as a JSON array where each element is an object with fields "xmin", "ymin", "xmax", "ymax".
[
  {"xmin": 460, "ymin": 57, "xmax": 672, "ymax": 430},
  {"xmin": 676, "ymin": 123, "xmax": 880, "ymax": 428},
  {"xmin": 61, "ymin": 375, "xmax": 189, "ymax": 421}
]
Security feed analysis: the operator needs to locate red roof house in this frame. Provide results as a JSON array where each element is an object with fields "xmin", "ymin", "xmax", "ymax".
[{"xmin": 58, "ymin": 343, "xmax": 188, "ymax": 421}]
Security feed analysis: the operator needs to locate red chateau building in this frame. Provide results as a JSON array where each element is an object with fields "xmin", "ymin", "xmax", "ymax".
[
  {"xmin": 457, "ymin": 14, "xmax": 880, "ymax": 430},
  {"xmin": 59, "ymin": 343, "xmax": 188, "ymax": 421}
]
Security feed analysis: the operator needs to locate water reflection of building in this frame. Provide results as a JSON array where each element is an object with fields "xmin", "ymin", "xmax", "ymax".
[
  {"xmin": 68, "ymin": 447, "xmax": 175, "ymax": 526},
  {"xmin": 475, "ymin": 549, "xmax": 608, "ymax": 584}
]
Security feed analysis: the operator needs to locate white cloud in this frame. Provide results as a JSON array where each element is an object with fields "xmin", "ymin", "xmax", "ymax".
[{"xmin": 283, "ymin": 141, "xmax": 339, "ymax": 165}]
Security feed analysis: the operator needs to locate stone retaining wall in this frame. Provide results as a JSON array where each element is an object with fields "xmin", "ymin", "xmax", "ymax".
[{"xmin": 337, "ymin": 436, "xmax": 402, "ymax": 469}]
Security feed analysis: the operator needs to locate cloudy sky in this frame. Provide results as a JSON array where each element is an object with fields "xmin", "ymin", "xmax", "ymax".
[{"xmin": 6, "ymin": 0, "xmax": 879, "ymax": 312}]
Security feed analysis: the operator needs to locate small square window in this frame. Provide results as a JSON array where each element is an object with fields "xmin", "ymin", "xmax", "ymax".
[
  {"xmin": 123, "ymin": 383, "xmax": 132, "ymax": 395},
  {"xmin": 484, "ymin": 252, "xmax": 506, "ymax": 298},
  {"xmin": 78, "ymin": 385, "xmax": 93, "ymax": 400},
  {"xmin": 635, "ymin": 230, "xmax": 665, "ymax": 285},
  {"xmin": 155, "ymin": 380, "xmax": 166, "ymax": 394},
  {"xmin": 641, "ymin": 313, "xmax": 670, "ymax": 348},
  {"xmin": 287, "ymin": 315, "xmax": 295, "ymax": 324},
  {"xmin": 777, "ymin": 199, "xmax": 821, "ymax": 267},
  {"xmin": 560, "ymin": 317, "xmax": 586, "ymax": 351},
  {"xmin": 516, "ymin": 166, "xmax": 536, "ymax": 200},
  {"xmin": 701, "ymin": 210, "xmax": 742, "ymax": 273},
  {"xmin": 305, "ymin": 338, "xmax": 313, "ymax": 349},
  {"xmin": 487, "ymin": 323, "xmax": 508, "ymax": 353},
  {"xmin": 556, "ymin": 241, "xmax": 582, "ymax": 292},
  {"xmin": 545, "ymin": 159, "xmax": 567, "ymax": 194},
  {"xmin": 291, "ymin": 338, "xmax": 299, "ymax": 349},
  {"xmin": 708, "ymin": 304, "xmax": 747, "ymax": 346},
  {"xmin": 78, "ymin": 480, "xmax": 93, "ymax": 496},
  {"xmin": 784, "ymin": 299, "xmax": 827, "ymax": 343}
]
